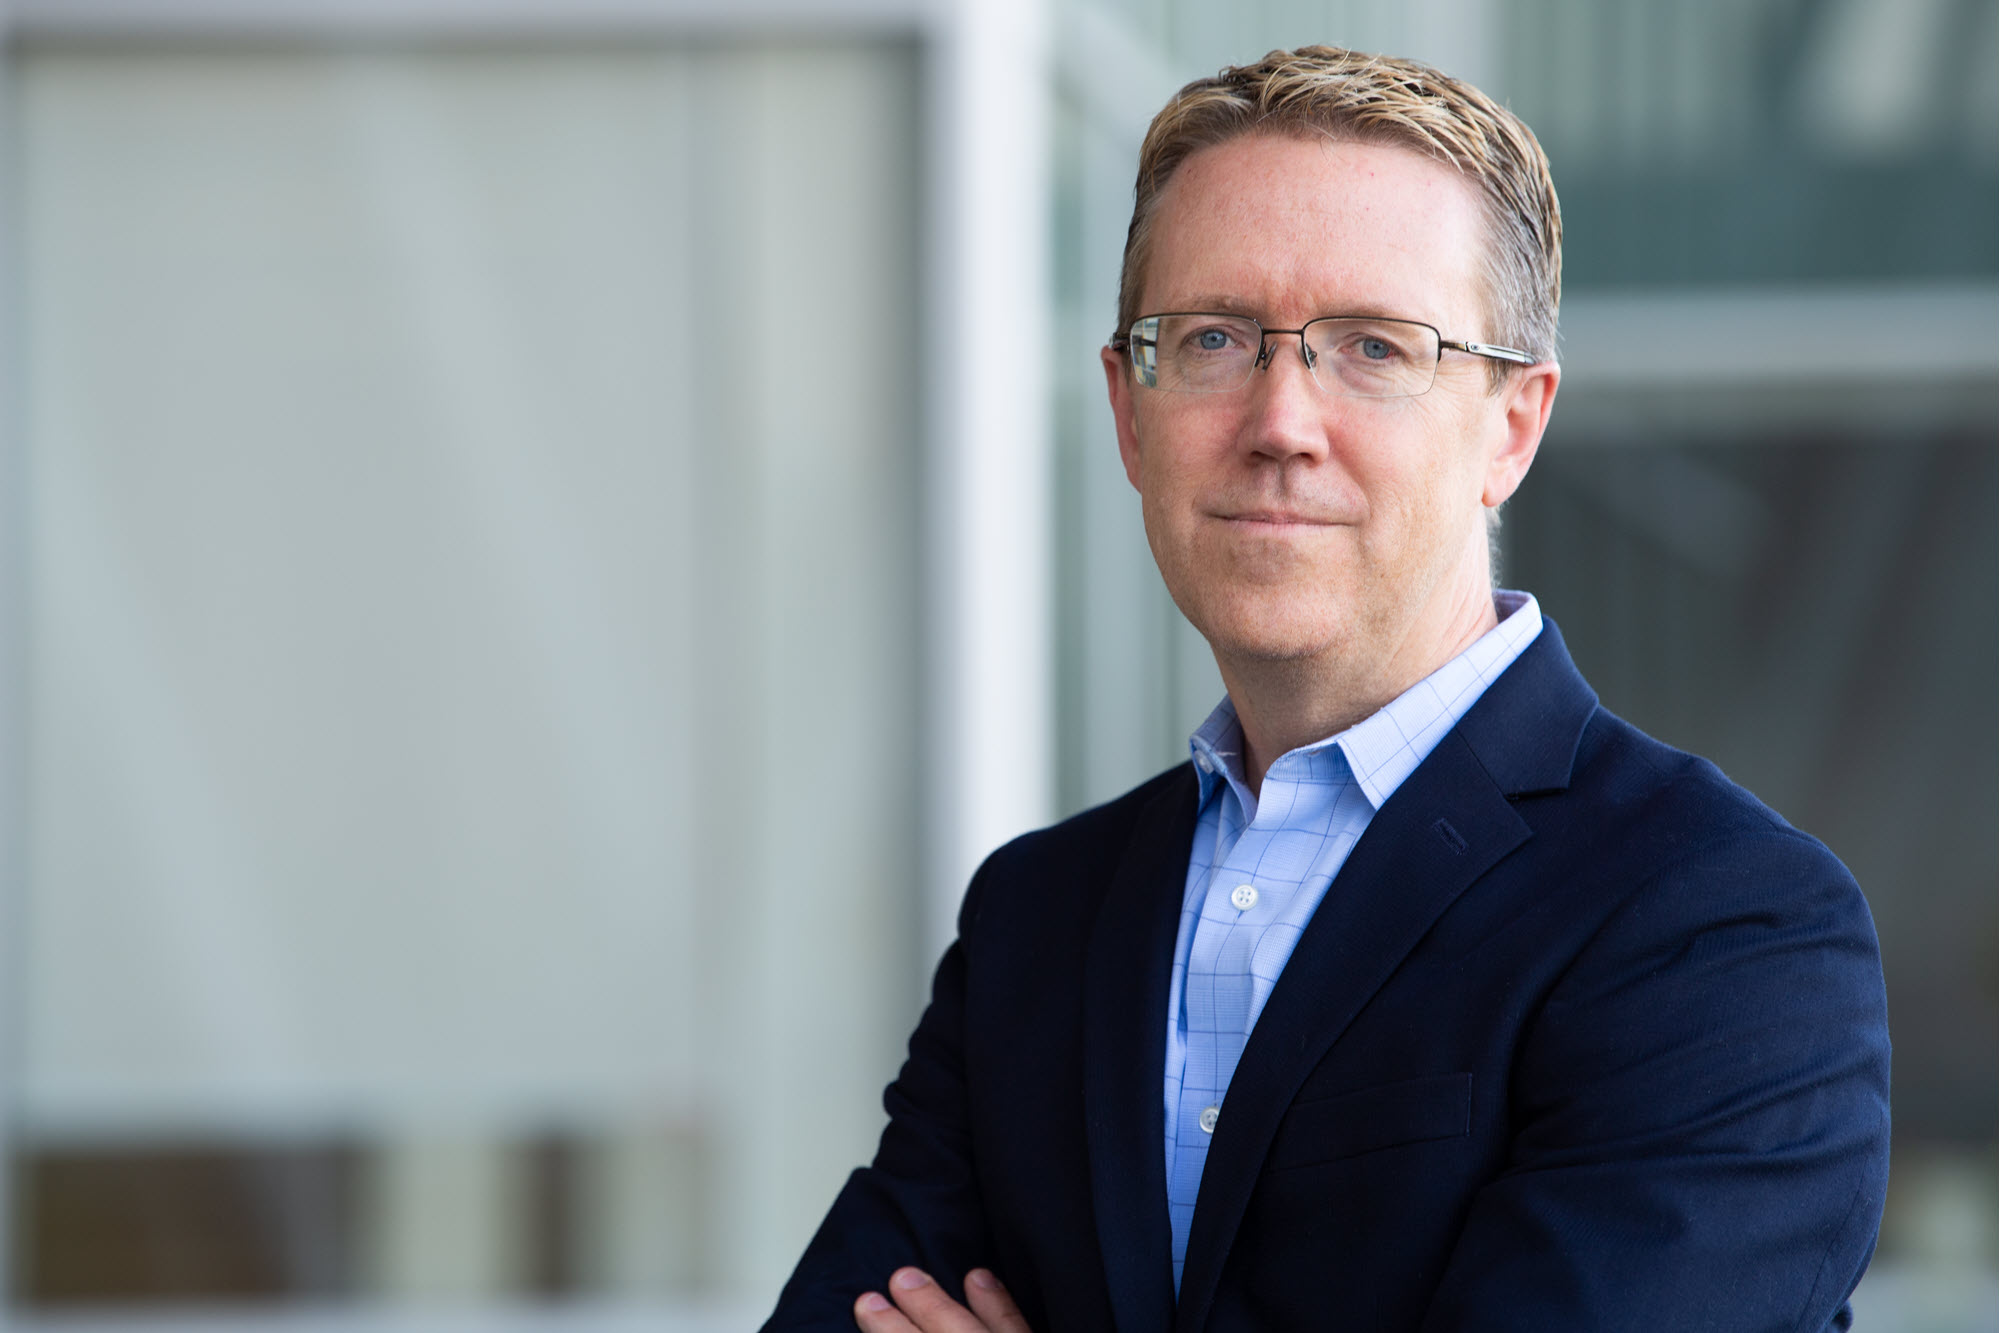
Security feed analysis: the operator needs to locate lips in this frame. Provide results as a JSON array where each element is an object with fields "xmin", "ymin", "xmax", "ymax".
[{"xmin": 1215, "ymin": 508, "xmax": 1340, "ymax": 526}]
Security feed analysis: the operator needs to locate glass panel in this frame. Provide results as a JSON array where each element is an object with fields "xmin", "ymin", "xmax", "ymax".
[
  {"xmin": 1503, "ymin": 0, "xmax": 1997, "ymax": 286},
  {"xmin": 1062, "ymin": 0, "xmax": 1996, "ymax": 288}
]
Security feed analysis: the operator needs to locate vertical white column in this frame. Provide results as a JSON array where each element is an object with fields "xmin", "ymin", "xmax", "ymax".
[
  {"xmin": 694, "ymin": 43, "xmax": 927, "ymax": 1298},
  {"xmin": 924, "ymin": 0, "xmax": 1055, "ymax": 963}
]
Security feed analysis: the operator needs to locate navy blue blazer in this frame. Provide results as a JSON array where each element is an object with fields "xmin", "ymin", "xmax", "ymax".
[{"xmin": 764, "ymin": 621, "xmax": 1891, "ymax": 1331}]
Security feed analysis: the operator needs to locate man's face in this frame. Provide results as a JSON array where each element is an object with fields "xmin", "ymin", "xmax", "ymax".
[{"xmin": 1102, "ymin": 134, "xmax": 1555, "ymax": 684}]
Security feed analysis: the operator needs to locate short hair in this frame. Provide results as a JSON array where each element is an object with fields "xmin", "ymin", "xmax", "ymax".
[{"xmin": 1116, "ymin": 45, "xmax": 1563, "ymax": 377}]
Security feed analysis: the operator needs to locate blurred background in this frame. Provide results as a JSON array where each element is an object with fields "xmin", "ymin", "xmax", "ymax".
[{"xmin": 0, "ymin": 0, "xmax": 1989, "ymax": 1330}]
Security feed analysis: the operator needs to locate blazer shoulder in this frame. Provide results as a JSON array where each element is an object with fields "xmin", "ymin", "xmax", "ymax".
[
  {"xmin": 1578, "ymin": 705, "xmax": 1785, "ymax": 826},
  {"xmin": 1450, "ymin": 617, "xmax": 1842, "ymax": 880},
  {"xmin": 976, "ymin": 764, "xmax": 1192, "ymax": 876},
  {"xmin": 1565, "ymin": 703, "xmax": 1857, "ymax": 891},
  {"xmin": 960, "ymin": 764, "xmax": 1195, "ymax": 925}
]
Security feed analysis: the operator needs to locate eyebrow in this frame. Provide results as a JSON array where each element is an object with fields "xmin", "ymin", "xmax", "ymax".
[
  {"xmin": 1174, "ymin": 294, "xmax": 1264, "ymax": 317},
  {"xmin": 1168, "ymin": 295, "xmax": 1429, "ymax": 324}
]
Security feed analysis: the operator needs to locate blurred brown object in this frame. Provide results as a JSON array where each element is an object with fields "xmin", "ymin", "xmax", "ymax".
[{"xmin": 16, "ymin": 1143, "xmax": 364, "ymax": 1304}]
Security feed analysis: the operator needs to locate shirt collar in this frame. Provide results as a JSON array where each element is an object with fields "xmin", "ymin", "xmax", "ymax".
[
  {"xmin": 1188, "ymin": 590, "xmax": 1543, "ymax": 816},
  {"xmin": 1188, "ymin": 694, "xmax": 1249, "ymax": 811}
]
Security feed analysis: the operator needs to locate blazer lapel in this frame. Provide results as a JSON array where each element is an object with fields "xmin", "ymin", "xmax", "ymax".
[
  {"xmin": 1172, "ymin": 730, "xmax": 1533, "ymax": 1333},
  {"xmin": 1083, "ymin": 765, "xmax": 1197, "ymax": 1333}
]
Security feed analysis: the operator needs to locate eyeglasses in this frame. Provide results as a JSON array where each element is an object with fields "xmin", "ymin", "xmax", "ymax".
[{"xmin": 1109, "ymin": 312, "xmax": 1534, "ymax": 398}]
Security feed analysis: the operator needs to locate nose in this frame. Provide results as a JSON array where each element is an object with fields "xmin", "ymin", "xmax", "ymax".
[{"xmin": 1241, "ymin": 333, "xmax": 1332, "ymax": 464}]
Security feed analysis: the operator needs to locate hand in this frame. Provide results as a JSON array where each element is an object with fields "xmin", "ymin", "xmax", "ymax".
[{"xmin": 853, "ymin": 1266, "xmax": 1032, "ymax": 1333}]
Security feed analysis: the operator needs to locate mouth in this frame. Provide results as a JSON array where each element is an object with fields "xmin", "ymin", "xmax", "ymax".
[{"xmin": 1214, "ymin": 508, "xmax": 1341, "ymax": 529}]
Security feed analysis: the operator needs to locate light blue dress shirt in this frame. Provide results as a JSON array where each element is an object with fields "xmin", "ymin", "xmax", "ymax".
[{"xmin": 1163, "ymin": 591, "xmax": 1545, "ymax": 1289}]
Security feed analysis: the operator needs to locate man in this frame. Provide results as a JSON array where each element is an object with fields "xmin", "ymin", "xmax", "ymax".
[{"xmin": 764, "ymin": 45, "xmax": 1890, "ymax": 1332}]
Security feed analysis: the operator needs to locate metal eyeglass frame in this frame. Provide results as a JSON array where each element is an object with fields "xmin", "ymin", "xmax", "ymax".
[{"xmin": 1109, "ymin": 312, "xmax": 1535, "ymax": 396}]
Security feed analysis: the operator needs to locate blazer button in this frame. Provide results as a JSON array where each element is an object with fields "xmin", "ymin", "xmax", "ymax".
[
  {"xmin": 1199, "ymin": 1105, "xmax": 1220, "ymax": 1134},
  {"xmin": 1230, "ymin": 883, "xmax": 1258, "ymax": 911}
]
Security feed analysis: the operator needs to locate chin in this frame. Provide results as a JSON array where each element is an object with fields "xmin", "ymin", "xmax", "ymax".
[
  {"xmin": 1216, "ymin": 624, "xmax": 1353, "ymax": 665},
  {"xmin": 1181, "ymin": 588, "xmax": 1358, "ymax": 666}
]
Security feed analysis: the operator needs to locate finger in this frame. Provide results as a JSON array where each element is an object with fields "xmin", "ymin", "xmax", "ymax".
[
  {"xmin": 885, "ymin": 1267, "xmax": 986, "ymax": 1332},
  {"xmin": 853, "ymin": 1289, "xmax": 921, "ymax": 1333},
  {"xmin": 964, "ymin": 1269, "xmax": 1034, "ymax": 1333}
]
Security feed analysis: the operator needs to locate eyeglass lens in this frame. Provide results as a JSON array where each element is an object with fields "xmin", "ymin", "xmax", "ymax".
[{"xmin": 1128, "ymin": 314, "xmax": 1444, "ymax": 398}]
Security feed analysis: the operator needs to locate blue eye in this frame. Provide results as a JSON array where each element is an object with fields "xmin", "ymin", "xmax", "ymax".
[
  {"xmin": 1360, "ymin": 338, "xmax": 1392, "ymax": 361},
  {"xmin": 1196, "ymin": 328, "xmax": 1231, "ymax": 351}
]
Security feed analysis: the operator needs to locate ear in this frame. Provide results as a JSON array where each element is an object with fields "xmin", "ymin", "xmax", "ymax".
[
  {"xmin": 1101, "ymin": 343, "xmax": 1145, "ymax": 492},
  {"xmin": 1482, "ymin": 360, "xmax": 1559, "ymax": 509}
]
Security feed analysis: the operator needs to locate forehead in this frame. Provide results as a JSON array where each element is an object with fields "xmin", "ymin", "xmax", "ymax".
[{"xmin": 1140, "ymin": 133, "xmax": 1488, "ymax": 331}]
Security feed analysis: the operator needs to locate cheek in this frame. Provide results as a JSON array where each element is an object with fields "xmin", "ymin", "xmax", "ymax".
[
  {"xmin": 1132, "ymin": 426, "xmax": 1221, "ymax": 517},
  {"xmin": 1344, "ymin": 420, "xmax": 1483, "ymax": 553},
  {"xmin": 1132, "ymin": 452, "xmax": 1201, "ymax": 569},
  {"xmin": 1402, "ymin": 398, "xmax": 1492, "ymax": 496}
]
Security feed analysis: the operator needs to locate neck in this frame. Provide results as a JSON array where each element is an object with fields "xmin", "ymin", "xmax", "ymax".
[{"xmin": 1221, "ymin": 578, "xmax": 1501, "ymax": 795}]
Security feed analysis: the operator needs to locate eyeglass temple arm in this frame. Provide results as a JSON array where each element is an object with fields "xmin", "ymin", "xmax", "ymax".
[{"xmin": 1443, "ymin": 339, "xmax": 1535, "ymax": 365}]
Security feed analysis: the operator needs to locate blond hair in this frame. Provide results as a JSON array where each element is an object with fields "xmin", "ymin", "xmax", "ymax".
[{"xmin": 1117, "ymin": 45, "xmax": 1563, "ymax": 373}]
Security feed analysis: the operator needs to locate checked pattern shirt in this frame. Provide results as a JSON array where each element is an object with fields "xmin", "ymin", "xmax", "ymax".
[{"xmin": 1163, "ymin": 591, "xmax": 1543, "ymax": 1289}]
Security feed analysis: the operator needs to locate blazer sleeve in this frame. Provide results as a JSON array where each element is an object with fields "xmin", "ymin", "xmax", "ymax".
[
  {"xmin": 757, "ymin": 861, "xmax": 998, "ymax": 1331},
  {"xmin": 1419, "ymin": 826, "xmax": 1892, "ymax": 1333}
]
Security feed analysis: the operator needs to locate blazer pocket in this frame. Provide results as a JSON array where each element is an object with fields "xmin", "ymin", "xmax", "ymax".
[{"xmin": 1263, "ymin": 1071, "xmax": 1472, "ymax": 1172}]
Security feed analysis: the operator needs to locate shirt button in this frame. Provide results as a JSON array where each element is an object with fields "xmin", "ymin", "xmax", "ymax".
[
  {"xmin": 1195, "ymin": 752, "xmax": 1214, "ymax": 774},
  {"xmin": 1230, "ymin": 883, "xmax": 1258, "ymax": 911},
  {"xmin": 1198, "ymin": 1105, "xmax": 1220, "ymax": 1134}
]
